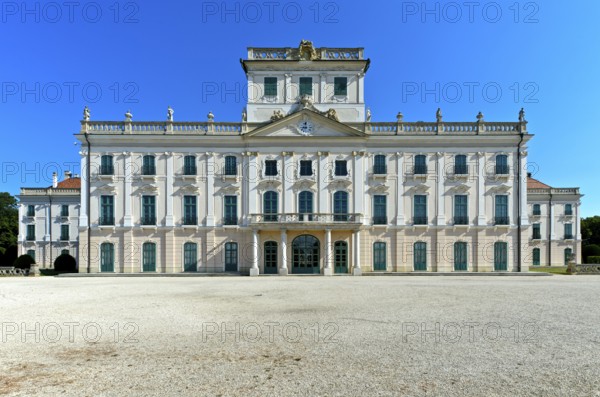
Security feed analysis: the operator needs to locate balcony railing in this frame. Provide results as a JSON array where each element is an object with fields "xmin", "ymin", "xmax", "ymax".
[
  {"xmin": 142, "ymin": 166, "xmax": 156, "ymax": 176},
  {"xmin": 373, "ymin": 216, "xmax": 388, "ymax": 225},
  {"xmin": 27, "ymin": 210, "xmax": 35, "ymax": 217},
  {"xmin": 26, "ymin": 235, "xmax": 35, "ymax": 241},
  {"xmin": 250, "ymin": 213, "xmax": 361, "ymax": 224},
  {"xmin": 454, "ymin": 165, "xmax": 468, "ymax": 175},
  {"xmin": 183, "ymin": 166, "xmax": 197, "ymax": 176},
  {"xmin": 100, "ymin": 165, "xmax": 114, "ymax": 176},
  {"xmin": 373, "ymin": 165, "xmax": 387, "ymax": 175},
  {"xmin": 454, "ymin": 216, "xmax": 469, "ymax": 225},
  {"xmin": 183, "ymin": 217, "xmax": 197, "ymax": 226},
  {"xmin": 141, "ymin": 217, "xmax": 156, "ymax": 226},
  {"xmin": 495, "ymin": 216, "xmax": 510, "ymax": 225},
  {"xmin": 495, "ymin": 165, "xmax": 509, "ymax": 175},
  {"xmin": 99, "ymin": 217, "xmax": 114, "ymax": 226},
  {"xmin": 414, "ymin": 165, "xmax": 428, "ymax": 175},
  {"xmin": 532, "ymin": 210, "xmax": 541, "ymax": 216},
  {"xmin": 413, "ymin": 216, "xmax": 428, "ymax": 225},
  {"xmin": 532, "ymin": 232, "xmax": 541, "ymax": 240},
  {"xmin": 564, "ymin": 234, "xmax": 574, "ymax": 240},
  {"xmin": 565, "ymin": 210, "xmax": 573, "ymax": 216},
  {"xmin": 60, "ymin": 234, "xmax": 70, "ymax": 241},
  {"xmin": 223, "ymin": 217, "xmax": 238, "ymax": 226}
]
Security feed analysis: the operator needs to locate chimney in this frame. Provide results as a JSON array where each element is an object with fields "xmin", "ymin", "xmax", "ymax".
[
  {"xmin": 64, "ymin": 171, "xmax": 72, "ymax": 179},
  {"xmin": 527, "ymin": 172, "xmax": 532, "ymax": 178},
  {"xmin": 52, "ymin": 172, "xmax": 58, "ymax": 188}
]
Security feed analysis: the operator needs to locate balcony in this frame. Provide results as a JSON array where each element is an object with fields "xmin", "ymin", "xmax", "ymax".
[
  {"xmin": 494, "ymin": 216, "xmax": 510, "ymax": 226},
  {"xmin": 449, "ymin": 165, "xmax": 469, "ymax": 181},
  {"xmin": 60, "ymin": 234, "xmax": 70, "ymax": 241},
  {"xmin": 99, "ymin": 217, "xmax": 115, "ymax": 226},
  {"xmin": 372, "ymin": 216, "xmax": 388, "ymax": 225},
  {"xmin": 532, "ymin": 210, "xmax": 541, "ymax": 216},
  {"xmin": 564, "ymin": 210, "xmax": 573, "ymax": 217},
  {"xmin": 413, "ymin": 216, "xmax": 428, "ymax": 225},
  {"xmin": 249, "ymin": 213, "xmax": 362, "ymax": 229},
  {"xmin": 223, "ymin": 217, "xmax": 238, "ymax": 226},
  {"xmin": 532, "ymin": 232, "xmax": 541, "ymax": 240},
  {"xmin": 454, "ymin": 216, "xmax": 469, "ymax": 226},
  {"xmin": 410, "ymin": 165, "xmax": 428, "ymax": 181},
  {"xmin": 183, "ymin": 217, "xmax": 197, "ymax": 226},
  {"xmin": 494, "ymin": 165, "xmax": 510, "ymax": 181},
  {"xmin": 141, "ymin": 217, "xmax": 156, "ymax": 226},
  {"xmin": 26, "ymin": 235, "xmax": 35, "ymax": 241},
  {"xmin": 564, "ymin": 234, "xmax": 574, "ymax": 240}
]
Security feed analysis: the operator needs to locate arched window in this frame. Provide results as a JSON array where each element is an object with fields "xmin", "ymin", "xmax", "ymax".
[
  {"xmin": 454, "ymin": 242, "xmax": 468, "ymax": 271},
  {"xmin": 183, "ymin": 242, "xmax": 197, "ymax": 272},
  {"xmin": 263, "ymin": 191, "xmax": 278, "ymax": 221},
  {"xmin": 298, "ymin": 191, "xmax": 314, "ymax": 221},
  {"xmin": 142, "ymin": 242, "xmax": 156, "ymax": 272},
  {"xmin": 333, "ymin": 191, "xmax": 348, "ymax": 221},
  {"xmin": 373, "ymin": 242, "xmax": 386, "ymax": 271},
  {"xmin": 100, "ymin": 243, "xmax": 114, "ymax": 272},
  {"xmin": 414, "ymin": 242, "xmax": 427, "ymax": 271}
]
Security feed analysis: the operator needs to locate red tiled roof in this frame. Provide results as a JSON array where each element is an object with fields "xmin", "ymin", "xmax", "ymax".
[
  {"xmin": 52, "ymin": 177, "xmax": 81, "ymax": 189},
  {"xmin": 527, "ymin": 177, "xmax": 551, "ymax": 189}
]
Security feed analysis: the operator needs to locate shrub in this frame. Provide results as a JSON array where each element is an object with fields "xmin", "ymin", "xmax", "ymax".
[
  {"xmin": 13, "ymin": 254, "xmax": 35, "ymax": 270},
  {"xmin": 3, "ymin": 246, "xmax": 17, "ymax": 267},
  {"xmin": 588, "ymin": 256, "xmax": 600, "ymax": 264},
  {"xmin": 53, "ymin": 254, "xmax": 77, "ymax": 273},
  {"xmin": 583, "ymin": 244, "xmax": 600, "ymax": 262}
]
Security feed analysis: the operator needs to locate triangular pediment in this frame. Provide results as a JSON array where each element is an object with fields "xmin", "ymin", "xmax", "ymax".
[{"xmin": 244, "ymin": 109, "xmax": 366, "ymax": 138}]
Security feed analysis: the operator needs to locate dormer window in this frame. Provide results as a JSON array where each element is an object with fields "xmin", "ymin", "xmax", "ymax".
[
  {"xmin": 299, "ymin": 77, "xmax": 312, "ymax": 96},
  {"xmin": 334, "ymin": 77, "xmax": 347, "ymax": 96},
  {"xmin": 264, "ymin": 77, "xmax": 277, "ymax": 97}
]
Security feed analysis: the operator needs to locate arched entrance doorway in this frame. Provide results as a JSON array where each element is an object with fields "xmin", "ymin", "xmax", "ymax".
[{"xmin": 292, "ymin": 235, "xmax": 320, "ymax": 274}]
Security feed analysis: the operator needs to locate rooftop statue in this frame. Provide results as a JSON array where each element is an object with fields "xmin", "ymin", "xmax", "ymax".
[
  {"xmin": 167, "ymin": 106, "xmax": 174, "ymax": 121},
  {"xmin": 298, "ymin": 39, "xmax": 318, "ymax": 61},
  {"xmin": 83, "ymin": 106, "xmax": 90, "ymax": 121},
  {"xmin": 519, "ymin": 108, "xmax": 526, "ymax": 122},
  {"xmin": 436, "ymin": 108, "xmax": 443, "ymax": 123},
  {"xmin": 125, "ymin": 110, "xmax": 133, "ymax": 121}
]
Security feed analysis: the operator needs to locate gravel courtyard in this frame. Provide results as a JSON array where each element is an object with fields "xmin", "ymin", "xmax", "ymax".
[{"xmin": 1, "ymin": 276, "xmax": 599, "ymax": 397}]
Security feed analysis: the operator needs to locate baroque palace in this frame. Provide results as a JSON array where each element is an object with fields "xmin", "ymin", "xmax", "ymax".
[{"xmin": 18, "ymin": 41, "xmax": 583, "ymax": 274}]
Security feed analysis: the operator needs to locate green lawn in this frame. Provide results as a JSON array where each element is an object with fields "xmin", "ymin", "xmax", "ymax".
[{"xmin": 529, "ymin": 266, "xmax": 569, "ymax": 275}]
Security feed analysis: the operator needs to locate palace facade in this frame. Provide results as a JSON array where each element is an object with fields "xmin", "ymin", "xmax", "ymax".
[{"xmin": 18, "ymin": 41, "xmax": 583, "ymax": 273}]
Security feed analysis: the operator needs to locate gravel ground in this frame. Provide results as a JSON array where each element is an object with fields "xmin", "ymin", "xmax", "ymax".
[{"xmin": 1, "ymin": 276, "xmax": 599, "ymax": 397}]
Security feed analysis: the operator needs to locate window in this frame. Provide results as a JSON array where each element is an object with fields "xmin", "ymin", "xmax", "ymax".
[
  {"xmin": 298, "ymin": 191, "xmax": 313, "ymax": 221},
  {"xmin": 183, "ymin": 196, "xmax": 197, "ymax": 225},
  {"xmin": 373, "ymin": 195, "xmax": 387, "ymax": 225},
  {"xmin": 27, "ymin": 205, "xmax": 35, "ymax": 217},
  {"xmin": 60, "ymin": 225, "xmax": 69, "ymax": 241},
  {"xmin": 225, "ymin": 242, "xmax": 238, "ymax": 271},
  {"xmin": 183, "ymin": 243, "xmax": 197, "ymax": 272},
  {"xmin": 264, "ymin": 77, "xmax": 277, "ymax": 97},
  {"xmin": 373, "ymin": 242, "xmax": 386, "ymax": 271},
  {"xmin": 414, "ymin": 195, "xmax": 427, "ymax": 225},
  {"xmin": 100, "ymin": 195, "xmax": 114, "ymax": 226},
  {"xmin": 61, "ymin": 249, "xmax": 69, "ymax": 256},
  {"xmin": 335, "ymin": 160, "xmax": 348, "ymax": 176},
  {"xmin": 533, "ymin": 204, "xmax": 541, "ymax": 216},
  {"xmin": 27, "ymin": 249, "xmax": 35, "ymax": 262},
  {"xmin": 494, "ymin": 242, "xmax": 508, "ymax": 271},
  {"xmin": 224, "ymin": 195, "xmax": 237, "ymax": 225},
  {"xmin": 225, "ymin": 156, "xmax": 237, "ymax": 176},
  {"xmin": 333, "ymin": 191, "xmax": 349, "ymax": 221},
  {"xmin": 264, "ymin": 241, "xmax": 278, "ymax": 274},
  {"xmin": 532, "ymin": 248, "xmax": 540, "ymax": 266},
  {"xmin": 564, "ymin": 224, "xmax": 573, "ymax": 239},
  {"xmin": 184, "ymin": 155, "xmax": 196, "ymax": 176},
  {"xmin": 454, "ymin": 242, "xmax": 468, "ymax": 271},
  {"xmin": 532, "ymin": 223, "xmax": 541, "ymax": 240},
  {"xmin": 454, "ymin": 195, "xmax": 468, "ymax": 225},
  {"xmin": 142, "ymin": 155, "xmax": 156, "ymax": 175},
  {"xmin": 373, "ymin": 155, "xmax": 386, "ymax": 174},
  {"xmin": 495, "ymin": 155, "xmax": 509, "ymax": 175},
  {"xmin": 564, "ymin": 248, "xmax": 573, "ymax": 266},
  {"xmin": 299, "ymin": 160, "xmax": 313, "ymax": 176},
  {"xmin": 26, "ymin": 225, "xmax": 35, "ymax": 240},
  {"xmin": 334, "ymin": 77, "xmax": 347, "ymax": 96},
  {"xmin": 565, "ymin": 204, "xmax": 573, "ymax": 216},
  {"xmin": 299, "ymin": 77, "xmax": 312, "ymax": 96},
  {"xmin": 414, "ymin": 155, "xmax": 427, "ymax": 174},
  {"xmin": 263, "ymin": 191, "xmax": 278, "ymax": 222},
  {"xmin": 264, "ymin": 160, "xmax": 278, "ymax": 176},
  {"xmin": 100, "ymin": 155, "xmax": 114, "ymax": 175},
  {"xmin": 494, "ymin": 195, "xmax": 509, "ymax": 225},
  {"xmin": 100, "ymin": 243, "xmax": 114, "ymax": 272},
  {"xmin": 142, "ymin": 196, "xmax": 156, "ymax": 225},
  {"xmin": 454, "ymin": 155, "xmax": 468, "ymax": 175},
  {"xmin": 414, "ymin": 242, "xmax": 427, "ymax": 271},
  {"xmin": 61, "ymin": 205, "xmax": 69, "ymax": 217},
  {"xmin": 142, "ymin": 242, "xmax": 156, "ymax": 272}
]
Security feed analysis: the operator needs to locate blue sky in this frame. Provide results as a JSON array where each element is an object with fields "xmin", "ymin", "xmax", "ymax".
[{"xmin": 1, "ymin": 0, "xmax": 598, "ymax": 216}]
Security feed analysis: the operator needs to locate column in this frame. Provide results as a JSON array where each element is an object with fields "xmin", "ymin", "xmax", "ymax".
[
  {"xmin": 123, "ymin": 152, "xmax": 133, "ymax": 227},
  {"xmin": 248, "ymin": 153, "xmax": 258, "ymax": 224},
  {"xmin": 318, "ymin": 152, "xmax": 328, "ymax": 213},
  {"xmin": 436, "ymin": 152, "xmax": 446, "ymax": 225},
  {"xmin": 284, "ymin": 73, "xmax": 292, "ymax": 104},
  {"xmin": 165, "ymin": 152, "xmax": 174, "ymax": 227},
  {"xmin": 250, "ymin": 230, "xmax": 259, "ymax": 276},
  {"xmin": 324, "ymin": 229, "xmax": 333, "ymax": 276},
  {"xmin": 283, "ymin": 152, "xmax": 293, "ymax": 213},
  {"xmin": 279, "ymin": 229, "xmax": 288, "ymax": 276},
  {"xmin": 519, "ymin": 150, "xmax": 529, "ymax": 226},
  {"xmin": 357, "ymin": 72, "xmax": 364, "ymax": 104},
  {"xmin": 396, "ymin": 153, "xmax": 405, "ymax": 225},
  {"xmin": 319, "ymin": 73, "xmax": 327, "ymax": 103},
  {"xmin": 549, "ymin": 202, "xmax": 555, "ymax": 240},
  {"xmin": 353, "ymin": 230, "xmax": 362, "ymax": 276},
  {"xmin": 353, "ymin": 152, "xmax": 365, "ymax": 224},
  {"xmin": 247, "ymin": 73, "xmax": 255, "ymax": 104},
  {"xmin": 79, "ymin": 150, "xmax": 88, "ymax": 227},
  {"xmin": 476, "ymin": 152, "xmax": 486, "ymax": 225},
  {"xmin": 206, "ymin": 152, "xmax": 215, "ymax": 226}
]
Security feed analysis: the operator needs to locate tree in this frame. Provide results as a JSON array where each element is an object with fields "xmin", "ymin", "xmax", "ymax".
[
  {"xmin": 54, "ymin": 254, "xmax": 77, "ymax": 273},
  {"xmin": 14, "ymin": 254, "xmax": 35, "ymax": 270},
  {"xmin": 582, "ymin": 216, "xmax": 600, "ymax": 246},
  {"xmin": 0, "ymin": 192, "xmax": 18, "ymax": 251}
]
